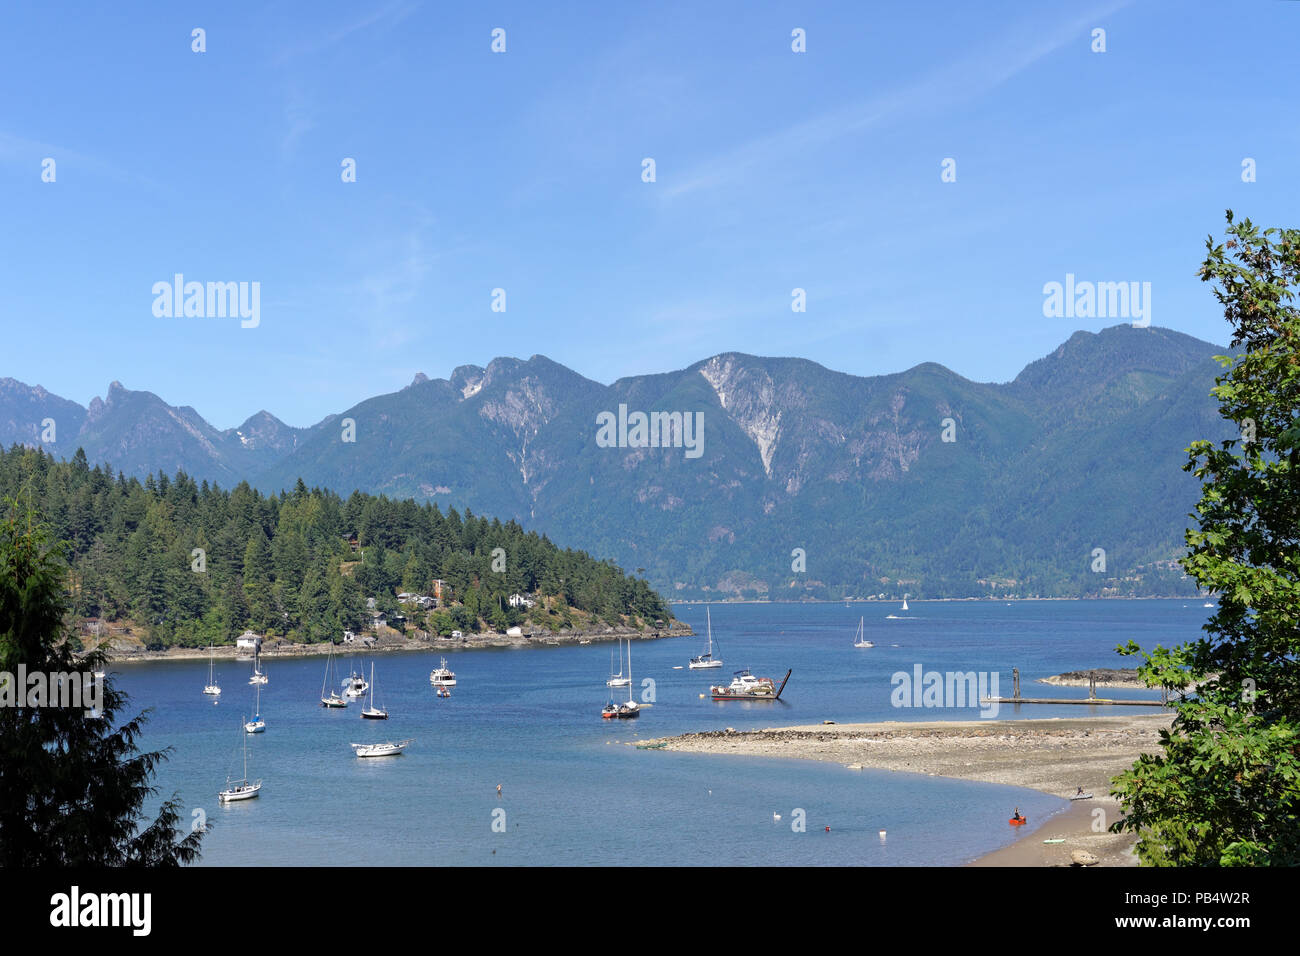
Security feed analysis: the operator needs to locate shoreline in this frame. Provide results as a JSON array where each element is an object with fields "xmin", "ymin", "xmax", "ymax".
[
  {"xmin": 83, "ymin": 621, "xmax": 690, "ymax": 664},
  {"xmin": 644, "ymin": 713, "xmax": 1172, "ymax": 866}
]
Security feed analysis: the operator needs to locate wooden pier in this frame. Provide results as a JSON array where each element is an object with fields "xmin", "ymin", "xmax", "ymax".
[{"xmin": 981, "ymin": 668, "xmax": 1171, "ymax": 708}]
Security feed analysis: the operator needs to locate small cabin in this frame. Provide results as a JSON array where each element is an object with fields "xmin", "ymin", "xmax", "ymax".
[{"xmin": 236, "ymin": 631, "xmax": 263, "ymax": 652}]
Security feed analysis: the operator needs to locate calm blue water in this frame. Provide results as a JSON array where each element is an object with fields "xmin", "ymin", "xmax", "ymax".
[{"xmin": 110, "ymin": 599, "xmax": 1207, "ymax": 866}]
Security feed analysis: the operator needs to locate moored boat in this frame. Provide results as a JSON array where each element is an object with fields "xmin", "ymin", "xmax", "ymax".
[
  {"xmin": 351, "ymin": 739, "xmax": 411, "ymax": 758},
  {"xmin": 710, "ymin": 668, "xmax": 791, "ymax": 701},
  {"xmin": 688, "ymin": 607, "xmax": 723, "ymax": 669},
  {"xmin": 429, "ymin": 657, "xmax": 457, "ymax": 687}
]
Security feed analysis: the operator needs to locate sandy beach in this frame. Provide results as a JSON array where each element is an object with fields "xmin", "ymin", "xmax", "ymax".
[{"xmin": 647, "ymin": 713, "xmax": 1173, "ymax": 866}]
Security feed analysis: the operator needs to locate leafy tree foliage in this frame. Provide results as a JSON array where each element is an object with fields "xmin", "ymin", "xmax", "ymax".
[{"xmin": 1112, "ymin": 213, "xmax": 1300, "ymax": 865}]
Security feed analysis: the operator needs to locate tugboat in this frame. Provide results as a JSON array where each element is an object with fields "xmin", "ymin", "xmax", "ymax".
[{"xmin": 710, "ymin": 669, "xmax": 791, "ymax": 701}]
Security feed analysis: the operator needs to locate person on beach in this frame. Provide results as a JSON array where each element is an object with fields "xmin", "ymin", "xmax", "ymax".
[{"xmin": 1076, "ymin": 786, "xmax": 1084, "ymax": 796}]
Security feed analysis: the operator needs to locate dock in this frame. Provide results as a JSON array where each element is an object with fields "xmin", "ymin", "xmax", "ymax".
[{"xmin": 981, "ymin": 668, "xmax": 1171, "ymax": 708}]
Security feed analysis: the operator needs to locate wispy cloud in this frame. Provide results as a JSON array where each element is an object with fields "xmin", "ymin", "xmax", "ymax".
[
  {"xmin": 664, "ymin": 0, "xmax": 1135, "ymax": 200},
  {"xmin": 270, "ymin": 0, "xmax": 421, "ymax": 68}
]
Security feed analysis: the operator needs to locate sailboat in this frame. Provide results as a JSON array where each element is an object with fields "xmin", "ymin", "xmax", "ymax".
[
  {"xmin": 606, "ymin": 639, "xmax": 630, "ymax": 687},
  {"xmin": 616, "ymin": 640, "xmax": 640, "ymax": 719},
  {"xmin": 203, "ymin": 643, "xmax": 221, "ymax": 696},
  {"xmin": 360, "ymin": 662, "xmax": 388, "ymax": 719},
  {"xmin": 249, "ymin": 654, "xmax": 268, "ymax": 685},
  {"xmin": 853, "ymin": 617, "xmax": 874, "ymax": 648},
  {"xmin": 244, "ymin": 682, "xmax": 266, "ymax": 733},
  {"xmin": 219, "ymin": 719, "xmax": 262, "ymax": 802},
  {"xmin": 689, "ymin": 608, "xmax": 723, "ymax": 669},
  {"xmin": 351, "ymin": 739, "xmax": 411, "ymax": 758},
  {"xmin": 902, "ymin": 595, "xmax": 910, "ymax": 612},
  {"xmin": 321, "ymin": 643, "xmax": 347, "ymax": 708}
]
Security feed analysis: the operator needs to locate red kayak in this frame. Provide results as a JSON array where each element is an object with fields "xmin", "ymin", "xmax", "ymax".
[{"xmin": 1009, "ymin": 817, "xmax": 1027, "ymax": 826}]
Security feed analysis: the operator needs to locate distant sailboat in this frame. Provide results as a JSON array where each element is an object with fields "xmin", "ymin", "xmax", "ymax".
[
  {"xmin": 853, "ymin": 617, "xmax": 874, "ymax": 648},
  {"xmin": 689, "ymin": 608, "xmax": 723, "ymax": 669},
  {"xmin": 617, "ymin": 640, "xmax": 640, "ymax": 719},
  {"xmin": 321, "ymin": 643, "xmax": 347, "ymax": 708},
  {"xmin": 249, "ymin": 655, "xmax": 268, "ymax": 685},
  {"xmin": 351, "ymin": 739, "xmax": 410, "ymax": 757},
  {"xmin": 901, "ymin": 595, "xmax": 910, "ymax": 612},
  {"xmin": 607, "ymin": 639, "xmax": 630, "ymax": 687},
  {"xmin": 219, "ymin": 719, "xmax": 262, "ymax": 802},
  {"xmin": 360, "ymin": 662, "xmax": 388, "ymax": 719},
  {"xmin": 244, "ymin": 682, "xmax": 265, "ymax": 733},
  {"xmin": 203, "ymin": 643, "xmax": 221, "ymax": 696}
]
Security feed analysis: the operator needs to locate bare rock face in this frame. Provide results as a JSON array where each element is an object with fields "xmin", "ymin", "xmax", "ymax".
[{"xmin": 698, "ymin": 355, "xmax": 787, "ymax": 477}]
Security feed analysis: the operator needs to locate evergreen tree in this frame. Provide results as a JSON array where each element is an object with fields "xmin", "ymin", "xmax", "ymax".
[{"xmin": 0, "ymin": 501, "xmax": 203, "ymax": 865}]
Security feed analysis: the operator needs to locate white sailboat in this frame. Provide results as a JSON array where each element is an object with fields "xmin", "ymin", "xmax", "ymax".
[
  {"xmin": 219, "ymin": 719, "xmax": 262, "ymax": 802},
  {"xmin": 853, "ymin": 616, "xmax": 874, "ymax": 648},
  {"xmin": 203, "ymin": 643, "xmax": 221, "ymax": 696},
  {"xmin": 902, "ymin": 595, "xmax": 910, "ymax": 612},
  {"xmin": 321, "ymin": 643, "xmax": 347, "ymax": 707},
  {"xmin": 606, "ymin": 640, "xmax": 631, "ymax": 687},
  {"xmin": 249, "ymin": 654, "xmax": 268, "ymax": 685},
  {"xmin": 351, "ymin": 739, "xmax": 411, "ymax": 757},
  {"xmin": 689, "ymin": 608, "xmax": 723, "ymax": 669},
  {"xmin": 244, "ymin": 683, "xmax": 266, "ymax": 733},
  {"xmin": 360, "ymin": 662, "xmax": 388, "ymax": 719},
  {"xmin": 617, "ymin": 640, "xmax": 640, "ymax": 719}
]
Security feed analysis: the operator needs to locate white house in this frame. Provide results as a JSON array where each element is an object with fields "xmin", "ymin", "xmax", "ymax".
[
  {"xmin": 235, "ymin": 631, "xmax": 263, "ymax": 652},
  {"xmin": 508, "ymin": 593, "xmax": 535, "ymax": 609}
]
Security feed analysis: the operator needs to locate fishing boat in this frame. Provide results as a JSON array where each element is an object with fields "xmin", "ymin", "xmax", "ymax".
[
  {"xmin": 343, "ymin": 661, "xmax": 368, "ymax": 698},
  {"xmin": 852, "ymin": 617, "xmax": 874, "ymax": 648},
  {"xmin": 360, "ymin": 662, "xmax": 388, "ymax": 719},
  {"xmin": 606, "ymin": 640, "xmax": 630, "ymax": 687},
  {"xmin": 429, "ymin": 657, "xmax": 457, "ymax": 687},
  {"xmin": 710, "ymin": 668, "xmax": 792, "ymax": 701},
  {"xmin": 203, "ymin": 643, "xmax": 221, "ymax": 696},
  {"xmin": 320, "ymin": 643, "xmax": 347, "ymax": 708},
  {"xmin": 219, "ymin": 720, "xmax": 262, "ymax": 802},
  {"xmin": 688, "ymin": 608, "xmax": 723, "ymax": 669},
  {"xmin": 244, "ymin": 683, "xmax": 266, "ymax": 734},
  {"xmin": 616, "ymin": 641, "xmax": 640, "ymax": 718},
  {"xmin": 351, "ymin": 739, "xmax": 411, "ymax": 758}
]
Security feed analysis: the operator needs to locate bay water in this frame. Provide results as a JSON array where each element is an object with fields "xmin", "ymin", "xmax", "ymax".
[{"xmin": 113, "ymin": 599, "xmax": 1205, "ymax": 865}]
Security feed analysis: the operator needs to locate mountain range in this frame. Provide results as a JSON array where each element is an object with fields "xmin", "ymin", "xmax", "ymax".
[{"xmin": 1, "ymin": 324, "xmax": 1233, "ymax": 599}]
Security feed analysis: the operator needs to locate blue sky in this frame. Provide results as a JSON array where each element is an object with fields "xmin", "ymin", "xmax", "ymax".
[{"xmin": 2, "ymin": 0, "xmax": 1297, "ymax": 429}]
